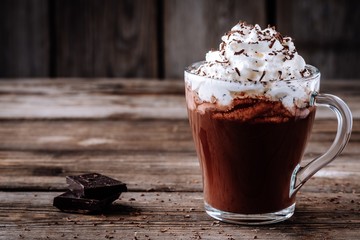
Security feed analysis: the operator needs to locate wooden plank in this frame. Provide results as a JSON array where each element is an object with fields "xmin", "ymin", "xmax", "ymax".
[
  {"xmin": 0, "ymin": 80, "xmax": 358, "ymax": 238},
  {"xmin": 54, "ymin": 0, "xmax": 158, "ymax": 77},
  {"xmin": 0, "ymin": 79, "xmax": 187, "ymax": 120},
  {"xmin": 0, "ymin": 120, "xmax": 193, "ymax": 152},
  {"xmin": 0, "ymin": 148, "xmax": 201, "ymax": 192},
  {"xmin": 0, "ymin": 192, "xmax": 358, "ymax": 239},
  {"xmin": 0, "ymin": 78, "xmax": 185, "ymax": 95},
  {"xmin": 0, "ymin": 148, "xmax": 358, "ymax": 192},
  {"xmin": 276, "ymin": 0, "xmax": 360, "ymax": 79},
  {"xmin": 0, "ymin": 79, "xmax": 359, "ymax": 120},
  {"xmin": 164, "ymin": 0, "xmax": 267, "ymax": 78},
  {"xmin": 277, "ymin": 0, "xmax": 359, "ymax": 43},
  {"xmin": 0, "ymin": 119, "xmax": 358, "ymax": 192},
  {"xmin": 0, "ymin": 119, "xmax": 358, "ymax": 152},
  {"xmin": 0, "ymin": 93, "xmax": 187, "ymax": 120},
  {"xmin": 0, "ymin": 0, "xmax": 49, "ymax": 77}
]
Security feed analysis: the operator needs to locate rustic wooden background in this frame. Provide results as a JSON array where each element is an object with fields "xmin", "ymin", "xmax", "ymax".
[{"xmin": 0, "ymin": 0, "xmax": 359, "ymax": 79}]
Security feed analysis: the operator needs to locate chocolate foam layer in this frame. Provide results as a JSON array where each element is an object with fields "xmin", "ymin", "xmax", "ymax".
[{"xmin": 211, "ymin": 98, "xmax": 293, "ymax": 123}]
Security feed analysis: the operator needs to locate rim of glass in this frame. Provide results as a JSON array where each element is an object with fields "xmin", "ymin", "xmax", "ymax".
[{"xmin": 185, "ymin": 61, "xmax": 320, "ymax": 82}]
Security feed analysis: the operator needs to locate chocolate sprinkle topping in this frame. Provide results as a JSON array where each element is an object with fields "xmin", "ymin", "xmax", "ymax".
[
  {"xmin": 269, "ymin": 39, "xmax": 276, "ymax": 49},
  {"xmin": 274, "ymin": 32, "xmax": 284, "ymax": 43},
  {"xmin": 215, "ymin": 60, "xmax": 229, "ymax": 64},
  {"xmin": 300, "ymin": 69, "xmax": 307, "ymax": 77},
  {"xmin": 259, "ymin": 71, "xmax": 266, "ymax": 82},
  {"xmin": 234, "ymin": 49, "xmax": 245, "ymax": 55},
  {"xmin": 235, "ymin": 67, "xmax": 241, "ymax": 76},
  {"xmin": 190, "ymin": 22, "xmax": 308, "ymax": 85}
]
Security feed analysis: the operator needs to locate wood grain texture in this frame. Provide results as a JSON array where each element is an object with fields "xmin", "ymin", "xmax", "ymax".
[
  {"xmin": 0, "ymin": 79, "xmax": 359, "ymax": 239},
  {"xmin": 164, "ymin": 0, "xmax": 267, "ymax": 78},
  {"xmin": 54, "ymin": 0, "xmax": 158, "ymax": 77},
  {"xmin": 0, "ymin": 79, "xmax": 186, "ymax": 120},
  {"xmin": 0, "ymin": 0, "xmax": 358, "ymax": 79},
  {"xmin": 0, "ymin": 143, "xmax": 358, "ymax": 193},
  {"xmin": 0, "ymin": 116, "xmax": 358, "ymax": 192},
  {"xmin": 0, "ymin": 119, "xmax": 358, "ymax": 153},
  {"xmin": 277, "ymin": 0, "xmax": 360, "ymax": 79},
  {"xmin": 0, "ymin": 0, "xmax": 49, "ymax": 77},
  {"xmin": 0, "ymin": 192, "xmax": 359, "ymax": 239}
]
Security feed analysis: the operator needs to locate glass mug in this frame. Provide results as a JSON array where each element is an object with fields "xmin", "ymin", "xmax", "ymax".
[{"xmin": 184, "ymin": 62, "xmax": 352, "ymax": 225}]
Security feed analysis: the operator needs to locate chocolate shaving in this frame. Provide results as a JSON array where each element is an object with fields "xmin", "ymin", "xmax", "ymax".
[
  {"xmin": 235, "ymin": 67, "xmax": 241, "ymax": 76},
  {"xmin": 269, "ymin": 39, "xmax": 276, "ymax": 49},
  {"xmin": 283, "ymin": 45, "xmax": 289, "ymax": 50},
  {"xmin": 274, "ymin": 32, "xmax": 284, "ymax": 43},
  {"xmin": 234, "ymin": 49, "xmax": 245, "ymax": 55},
  {"xmin": 259, "ymin": 71, "xmax": 266, "ymax": 82},
  {"xmin": 227, "ymin": 30, "xmax": 243, "ymax": 35},
  {"xmin": 300, "ymin": 69, "xmax": 307, "ymax": 77},
  {"xmin": 215, "ymin": 60, "xmax": 229, "ymax": 64},
  {"xmin": 278, "ymin": 71, "xmax": 282, "ymax": 79},
  {"xmin": 219, "ymin": 42, "xmax": 225, "ymax": 51},
  {"xmin": 247, "ymin": 78, "xmax": 254, "ymax": 82}
]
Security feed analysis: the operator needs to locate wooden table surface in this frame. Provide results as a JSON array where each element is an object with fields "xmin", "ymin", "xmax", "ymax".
[{"xmin": 0, "ymin": 79, "xmax": 359, "ymax": 239}]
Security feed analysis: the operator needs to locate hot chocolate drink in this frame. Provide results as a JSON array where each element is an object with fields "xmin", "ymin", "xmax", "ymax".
[
  {"xmin": 185, "ymin": 21, "xmax": 352, "ymax": 225},
  {"xmin": 185, "ymin": 22, "xmax": 321, "ymax": 222},
  {"xmin": 187, "ymin": 96, "xmax": 316, "ymax": 214}
]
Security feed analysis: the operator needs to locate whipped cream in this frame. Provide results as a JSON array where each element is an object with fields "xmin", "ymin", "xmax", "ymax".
[{"xmin": 185, "ymin": 22, "xmax": 320, "ymax": 115}]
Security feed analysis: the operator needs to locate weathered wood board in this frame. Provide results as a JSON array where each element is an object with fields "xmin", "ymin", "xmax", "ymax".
[{"xmin": 0, "ymin": 79, "xmax": 359, "ymax": 239}]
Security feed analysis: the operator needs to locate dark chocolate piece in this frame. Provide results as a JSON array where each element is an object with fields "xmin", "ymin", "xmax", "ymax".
[
  {"xmin": 53, "ymin": 190, "xmax": 120, "ymax": 214},
  {"xmin": 66, "ymin": 173, "xmax": 127, "ymax": 199}
]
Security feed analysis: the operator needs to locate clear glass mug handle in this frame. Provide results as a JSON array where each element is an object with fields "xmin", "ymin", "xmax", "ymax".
[{"xmin": 290, "ymin": 92, "xmax": 353, "ymax": 197}]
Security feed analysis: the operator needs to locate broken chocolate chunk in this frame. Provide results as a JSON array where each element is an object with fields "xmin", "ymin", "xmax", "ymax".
[
  {"xmin": 53, "ymin": 173, "xmax": 128, "ymax": 214},
  {"xmin": 53, "ymin": 190, "xmax": 120, "ymax": 214},
  {"xmin": 66, "ymin": 173, "xmax": 127, "ymax": 199}
]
